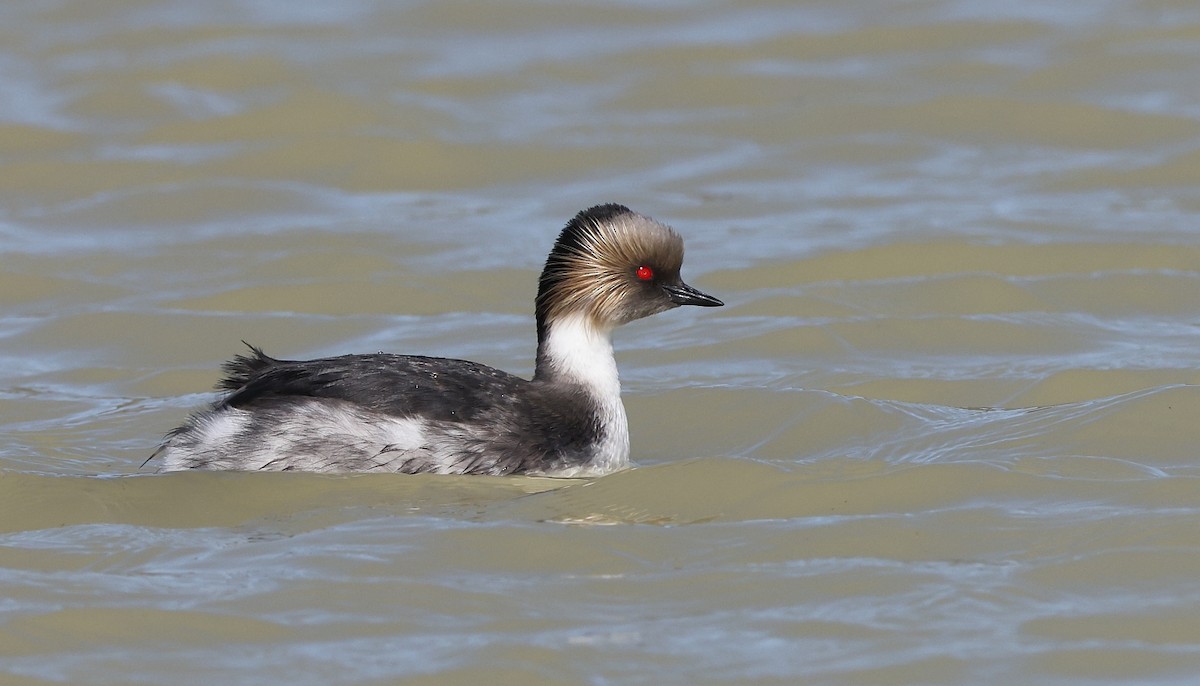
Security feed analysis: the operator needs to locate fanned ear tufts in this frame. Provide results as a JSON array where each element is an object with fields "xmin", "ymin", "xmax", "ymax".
[
  {"xmin": 216, "ymin": 342, "xmax": 279, "ymax": 391},
  {"xmin": 535, "ymin": 204, "xmax": 685, "ymax": 338}
]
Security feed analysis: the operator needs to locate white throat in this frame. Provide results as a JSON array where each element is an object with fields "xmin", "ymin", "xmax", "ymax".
[
  {"xmin": 538, "ymin": 313, "xmax": 629, "ymax": 473},
  {"xmin": 540, "ymin": 314, "xmax": 619, "ymax": 394}
]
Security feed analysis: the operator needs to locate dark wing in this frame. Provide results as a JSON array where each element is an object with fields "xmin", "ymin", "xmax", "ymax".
[{"xmin": 216, "ymin": 345, "xmax": 528, "ymax": 422}]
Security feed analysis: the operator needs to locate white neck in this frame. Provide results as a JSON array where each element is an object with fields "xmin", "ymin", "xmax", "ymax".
[
  {"xmin": 537, "ymin": 313, "xmax": 629, "ymax": 473},
  {"xmin": 539, "ymin": 314, "xmax": 618, "ymax": 392}
]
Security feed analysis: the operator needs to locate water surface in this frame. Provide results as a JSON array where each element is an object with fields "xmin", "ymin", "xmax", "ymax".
[{"xmin": 3, "ymin": 1, "xmax": 1200, "ymax": 684}]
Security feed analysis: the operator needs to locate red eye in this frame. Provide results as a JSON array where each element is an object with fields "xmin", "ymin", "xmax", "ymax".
[{"xmin": 635, "ymin": 265, "xmax": 654, "ymax": 281}]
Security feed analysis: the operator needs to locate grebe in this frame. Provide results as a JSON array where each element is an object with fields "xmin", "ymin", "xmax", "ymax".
[{"xmin": 151, "ymin": 204, "xmax": 722, "ymax": 476}]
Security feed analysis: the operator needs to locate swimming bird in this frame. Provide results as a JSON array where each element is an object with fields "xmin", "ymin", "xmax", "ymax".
[{"xmin": 151, "ymin": 204, "xmax": 722, "ymax": 476}]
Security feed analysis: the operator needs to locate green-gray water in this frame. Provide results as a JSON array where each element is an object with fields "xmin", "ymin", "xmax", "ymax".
[{"xmin": 3, "ymin": 2, "xmax": 1200, "ymax": 684}]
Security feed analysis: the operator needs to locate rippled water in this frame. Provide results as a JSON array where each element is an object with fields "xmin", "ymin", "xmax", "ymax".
[{"xmin": 3, "ymin": 1, "xmax": 1200, "ymax": 684}]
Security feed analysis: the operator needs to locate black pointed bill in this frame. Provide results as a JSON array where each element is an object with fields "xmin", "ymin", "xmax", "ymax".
[{"xmin": 663, "ymin": 281, "xmax": 724, "ymax": 307}]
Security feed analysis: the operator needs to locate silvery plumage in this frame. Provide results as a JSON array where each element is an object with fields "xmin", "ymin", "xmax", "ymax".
[{"xmin": 151, "ymin": 204, "xmax": 722, "ymax": 476}]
